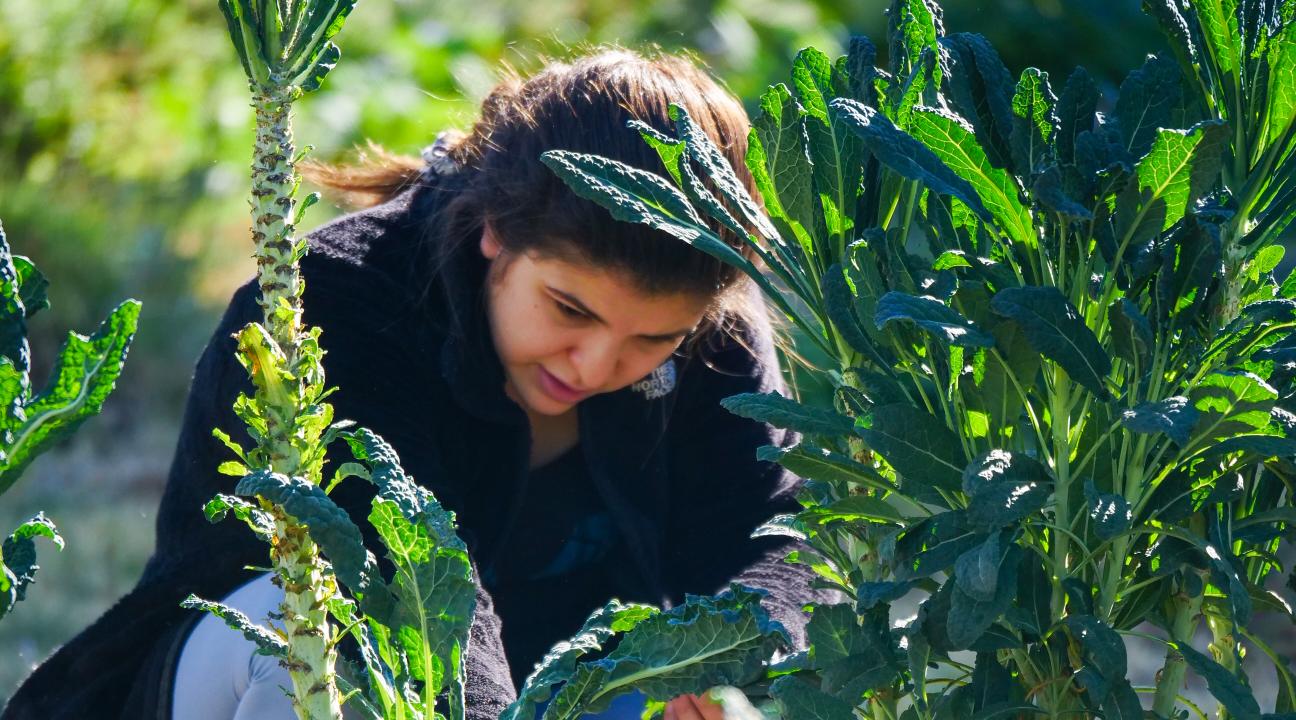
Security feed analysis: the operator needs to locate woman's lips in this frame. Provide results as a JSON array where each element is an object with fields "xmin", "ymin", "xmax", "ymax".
[{"xmin": 538, "ymin": 366, "xmax": 586, "ymax": 403}]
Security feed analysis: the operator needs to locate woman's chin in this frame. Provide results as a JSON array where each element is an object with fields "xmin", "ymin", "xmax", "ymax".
[
  {"xmin": 505, "ymin": 378, "xmax": 572, "ymax": 417},
  {"xmin": 525, "ymin": 390, "xmax": 577, "ymax": 416}
]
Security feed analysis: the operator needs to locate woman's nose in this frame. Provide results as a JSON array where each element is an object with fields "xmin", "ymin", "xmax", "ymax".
[{"xmin": 571, "ymin": 337, "xmax": 620, "ymax": 390}]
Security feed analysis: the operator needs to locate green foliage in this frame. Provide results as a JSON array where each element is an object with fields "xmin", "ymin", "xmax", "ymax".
[
  {"xmin": 0, "ymin": 224, "xmax": 141, "ymax": 496},
  {"xmin": 233, "ymin": 469, "xmax": 377, "ymax": 594},
  {"xmin": 218, "ymin": 0, "xmax": 358, "ymax": 95},
  {"xmin": 179, "ymin": 594, "xmax": 290, "ymax": 658},
  {"xmin": 855, "ymin": 403, "xmax": 966, "ymax": 504},
  {"xmin": 990, "ymin": 285, "xmax": 1110, "ymax": 399},
  {"xmin": 511, "ymin": 585, "xmax": 789, "ymax": 720},
  {"xmin": 344, "ymin": 428, "xmax": 477, "ymax": 719},
  {"xmin": 0, "ymin": 219, "xmax": 137, "ymax": 625},
  {"xmin": 874, "ymin": 292, "xmax": 995, "ymax": 348},
  {"xmin": 500, "ymin": 599, "xmax": 658, "ymax": 720},
  {"xmin": 0, "ymin": 513, "xmax": 63, "ymax": 622},
  {"xmin": 539, "ymin": 1, "xmax": 1296, "ymax": 716},
  {"xmin": 199, "ymin": 426, "xmax": 479, "ymax": 720},
  {"xmin": 721, "ymin": 392, "xmax": 856, "ymax": 437}
]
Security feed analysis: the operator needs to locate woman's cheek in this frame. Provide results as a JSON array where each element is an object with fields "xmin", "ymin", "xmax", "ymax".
[{"xmin": 520, "ymin": 321, "xmax": 574, "ymax": 365}]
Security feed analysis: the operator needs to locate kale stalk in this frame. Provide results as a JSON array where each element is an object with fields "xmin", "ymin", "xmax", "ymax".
[{"xmin": 203, "ymin": 2, "xmax": 358, "ymax": 717}]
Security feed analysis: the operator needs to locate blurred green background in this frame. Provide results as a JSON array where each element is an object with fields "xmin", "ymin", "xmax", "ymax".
[{"xmin": 0, "ymin": 0, "xmax": 1167, "ymax": 702}]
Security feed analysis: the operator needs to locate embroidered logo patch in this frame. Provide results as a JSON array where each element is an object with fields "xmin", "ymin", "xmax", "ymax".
[{"xmin": 630, "ymin": 359, "xmax": 677, "ymax": 399}]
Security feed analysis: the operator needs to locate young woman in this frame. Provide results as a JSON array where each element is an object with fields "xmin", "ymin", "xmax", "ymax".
[{"xmin": 2, "ymin": 48, "xmax": 824, "ymax": 720}]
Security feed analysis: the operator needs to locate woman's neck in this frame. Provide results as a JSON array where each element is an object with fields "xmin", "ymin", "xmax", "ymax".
[{"xmin": 525, "ymin": 406, "xmax": 579, "ymax": 469}]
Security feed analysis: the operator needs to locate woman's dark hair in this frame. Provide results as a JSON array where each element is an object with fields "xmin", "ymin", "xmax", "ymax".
[{"xmin": 300, "ymin": 46, "xmax": 773, "ymax": 356}]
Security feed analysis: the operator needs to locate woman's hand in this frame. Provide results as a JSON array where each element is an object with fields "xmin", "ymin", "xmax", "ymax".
[
  {"xmin": 665, "ymin": 687, "xmax": 763, "ymax": 720},
  {"xmin": 664, "ymin": 693, "xmax": 725, "ymax": 720}
]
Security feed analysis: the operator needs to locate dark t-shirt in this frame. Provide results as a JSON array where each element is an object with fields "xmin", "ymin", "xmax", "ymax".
[{"xmin": 479, "ymin": 444, "xmax": 625, "ymax": 687}]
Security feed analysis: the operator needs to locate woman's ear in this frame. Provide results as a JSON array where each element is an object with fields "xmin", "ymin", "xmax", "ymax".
[{"xmin": 479, "ymin": 223, "xmax": 503, "ymax": 260}]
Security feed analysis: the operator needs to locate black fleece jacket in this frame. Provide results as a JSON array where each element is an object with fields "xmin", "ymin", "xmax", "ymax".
[{"xmin": 2, "ymin": 163, "xmax": 828, "ymax": 719}]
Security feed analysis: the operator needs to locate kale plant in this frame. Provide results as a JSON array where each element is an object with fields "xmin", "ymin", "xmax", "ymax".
[
  {"xmin": 0, "ymin": 219, "xmax": 139, "ymax": 622},
  {"xmin": 537, "ymin": 0, "xmax": 1296, "ymax": 717},
  {"xmin": 183, "ymin": 2, "xmax": 476, "ymax": 719},
  {"xmin": 500, "ymin": 586, "xmax": 788, "ymax": 720}
]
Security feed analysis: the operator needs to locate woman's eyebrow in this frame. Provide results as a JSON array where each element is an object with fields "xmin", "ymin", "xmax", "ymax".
[{"xmin": 549, "ymin": 287, "xmax": 694, "ymax": 340}]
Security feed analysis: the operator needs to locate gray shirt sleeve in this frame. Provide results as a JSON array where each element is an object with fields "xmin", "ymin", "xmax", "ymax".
[{"xmin": 171, "ymin": 573, "xmax": 298, "ymax": 720}]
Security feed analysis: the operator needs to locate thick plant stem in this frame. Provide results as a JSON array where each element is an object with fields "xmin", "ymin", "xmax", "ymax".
[
  {"xmin": 271, "ymin": 512, "xmax": 343, "ymax": 719},
  {"xmin": 1049, "ymin": 368, "xmax": 1072, "ymax": 621},
  {"xmin": 1098, "ymin": 536, "xmax": 1127, "ymax": 620},
  {"xmin": 1152, "ymin": 566, "xmax": 1207, "ymax": 717},
  {"xmin": 1207, "ymin": 612, "xmax": 1240, "ymax": 720},
  {"xmin": 247, "ymin": 87, "xmax": 341, "ymax": 720},
  {"xmin": 1099, "ymin": 458, "xmax": 1145, "ymax": 619},
  {"xmin": 251, "ymin": 89, "xmax": 305, "ymax": 373},
  {"xmin": 869, "ymin": 689, "xmax": 899, "ymax": 720}
]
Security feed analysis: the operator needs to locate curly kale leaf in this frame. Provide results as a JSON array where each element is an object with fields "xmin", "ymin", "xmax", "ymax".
[
  {"xmin": 536, "ymin": 585, "xmax": 789, "ymax": 720},
  {"xmin": 0, "ymin": 513, "xmax": 63, "ymax": 621}
]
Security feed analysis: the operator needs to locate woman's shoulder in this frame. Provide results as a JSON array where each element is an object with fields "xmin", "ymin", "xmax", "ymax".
[
  {"xmin": 298, "ymin": 179, "xmax": 444, "ymax": 295},
  {"xmin": 248, "ymin": 165, "xmax": 469, "ymax": 337},
  {"xmin": 297, "ymin": 133, "xmax": 464, "ymax": 286},
  {"xmin": 207, "ymin": 171, "xmax": 462, "ymax": 385}
]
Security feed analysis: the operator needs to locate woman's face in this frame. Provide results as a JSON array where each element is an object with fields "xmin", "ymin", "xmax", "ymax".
[{"xmin": 479, "ymin": 225, "xmax": 712, "ymax": 417}]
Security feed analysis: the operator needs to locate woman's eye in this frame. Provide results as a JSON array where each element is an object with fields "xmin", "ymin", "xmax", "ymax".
[{"xmin": 555, "ymin": 301, "xmax": 585, "ymax": 319}]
